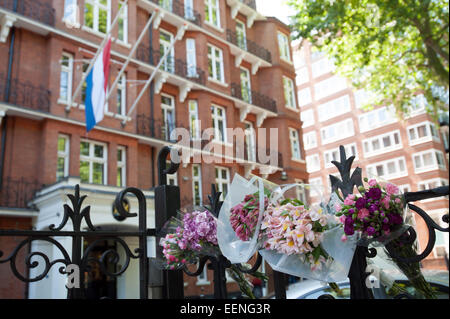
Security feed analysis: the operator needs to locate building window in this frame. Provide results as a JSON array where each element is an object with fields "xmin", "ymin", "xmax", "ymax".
[
  {"xmin": 407, "ymin": 121, "xmax": 440, "ymax": 145},
  {"xmin": 363, "ymin": 130, "xmax": 402, "ymax": 157},
  {"xmin": 278, "ymin": 32, "xmax": 291, "ymax": 62},
  {"xmin": 321, "ymin": 119, "xmax": 354, "ymax": 145},
  {"xmin": 166, "ymin": 161, "xmax": 178, "ymax": 186},
  {"xmin": 81, "ymin": 63, "xmax": 89, "ymax": 104},
  {"xmin": 215, "ymin": 166, "xmax": 230, "ymax": 200},
  {"xmin": 192, "ymin": 164, "xmax": 203, "ymax": 206},
  {"xmin": 314, "ymin": 76, "xmax": 347, "ymax": 101},
  {"xmin": 57, "ymin": 135, "xmax": 70, "ymax": 182},
  {"xmin": 293, "ymin": 49, "xmax": 306, "ymax": 68},
  {"xmin": 289, "ymin": 128, "xmax": 302, "ymax": 160},
  {"xmin": 80, "ymin": 140, "xmax": 107, "ymax": 185},
  {"xmin": 311, "ymin": 58, "xmax": 335, "ymax": 78},
  {"xmin": 245, "ymin": 122, "xmax": 256, "ymax": 162},
  {"xmin": 303, "ymin": 131, "xmax": 317, "ymax": 150},
  {"xmin": 118, "ymin": 1, "xmax": 128, "ymax": 43},
  {"xmin": 205, "ymin": 0, "xmax": 220, "ymax": 28},
  {"xmin": 324, "ymin": 144, "xmax": 358, "ymax": 168},
  {"xmin": 354, "ymin": 89, "xmax": 374, "ymax": 109},
  {"xmin": 159, "ymin": 0, "xmax": 172, "ymax": 11},
  {"xmin": 309, "ymin": 177, "xmax": 323, "ymax": 199},
  {"xmin": 408, "ymin": 94, "xmax": 427, "ymax": 114},
  {"xmin": 366, "ymin": 157, "xmax": 407, "ymax": 180},
  {"xmin": 317, "ymin": 95, "xmax": 351, "ymax": 122},
  {"xmin": 301, "ymin": 109, "xmax": 315, "ymax": 128},
  {"xmin": 197, "ymin": 266, "xmax": 209, "ymax": 285},
  {"xmin": 59, "ymin": 53, "xmax": 74, "ymax": 104},
  {"xmin": 413, "ymin": 150, "xmax": 446, "ymax": 173},
  {"xmin": 240, "ymin": 67, "xmax": 252, "ymax": 104},
  {"xmin": 161, "ymin": 94, "xmax": 176, "ymax": 141},
  {"xmin": 208, "ymin": 44, "xmax": 225, "ymax": 83},
  {"xmin": 63, "ymin": 0, "xmax": 78, "ymax": 26},
  {"xmin": 296, "ymin": 67, "xmax": 309, "ymax": 86},
  {"xmin": 306, "ymin": 154, "xmax": 321, "ymax": 173},
  {"xmin": 418, "ymin": 180, "xmax": 449, "ymax": 204},
  {"xmin": 211, "ymin": 105, "xmax": 227, "ymax": 143},
  {"xmin": 359, "ymin": 106, "xmax": 397, "ymax": 133},
  {"xmin": 185, "ymin": 0, "xmax": 195, "ymax": 20},
  {"xmin": 160, "ymin": 29, "xmax": 175, "ymax": 73},
  {"xmin": 116, "ymin": 74, "xmax": 126, "ymax": 116},
  {"xmin": 189, "ymin": 100, "xmax": 200, "ymax": 140},
  {"xmin": 295, "ymin": 179, "xmax": 307, "ymax": 203},
  {"xmin": 283, "ymin": 77, "xmax": 297, "ymax": 109},
  {"xmin": 298, "ymin": 88, "xmax": 312, "ymax": 107},
  {"xmin": 236, "ymin": 20, "xmax": 247, "ymax": 50},
  {"xmin": 186, "ymin": 38, "xmax": 198, "ymax": 77},
  {"xmin": 84, "ymin": 0, "xmax": 110, "ymax": 34},
  {"xmin": 117, "ymin": 146, "xmax": 126, "ymax": 187}
]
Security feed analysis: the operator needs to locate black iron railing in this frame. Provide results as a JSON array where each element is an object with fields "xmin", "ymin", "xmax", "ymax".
[
  {"xmin": 0, "ymin": 0, "xmax": 55, "ymax": 26},
  {"xmin": 231, "ymin": 83, "xmax": 277, "ymax": 113},
  {"xmin": 148, "ymin": 0, "xmax": 202, "ymax": 27},
  {"xmin": 0, "ymin": 177, "xmax": 41, "ymax": 208},
  {"xmin": 0, "ymin": 73, "xmax": 51, "ymax": 113},
  {"xmin": 136, "ymin": 46, "xmax": 206, "ymax": 86},
  {"xmin": 136, "ymin": 115, "xmax": 180, "ymax": 142},
  {"xmin": 226, "ymin": 29, "xmax": 272, "ymax": 63}
]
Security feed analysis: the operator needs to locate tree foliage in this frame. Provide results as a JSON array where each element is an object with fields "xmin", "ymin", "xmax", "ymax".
[{"xmin": 287, "ymin": 0, "xmax": 449, "ymax": 119}]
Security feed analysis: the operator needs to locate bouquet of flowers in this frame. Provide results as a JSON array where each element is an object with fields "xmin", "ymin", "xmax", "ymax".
[
  {"xmin": 156, "ymin": 207, "xmax": 268, "ymax": 299},
  {"xmin": 258, "ymin": 184, "xmax": 357, "ymax": 282},
  {"xmin": 335, "ymin": 178, "xmax": 437, "ymax": 299}
]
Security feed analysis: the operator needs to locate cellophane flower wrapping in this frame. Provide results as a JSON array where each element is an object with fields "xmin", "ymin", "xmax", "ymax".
[
  {"xmin": 217, "ymin": 174, "xmax": 277, "ymax": 264},
  {"xmin": 259, "ymin": 184, "xmax": 357, "ymax": 282},
  {"xmin": 154, "ymin": 207, "xmax": 220, "ymax": 270},
  {"xmin": 336, "ymin": 177, "xmax": 437, "ymax": 298}
]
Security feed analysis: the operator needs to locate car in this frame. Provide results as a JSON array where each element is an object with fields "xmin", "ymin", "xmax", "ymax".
[{"xmin": 286, "ymin": 269, "xmax": 449, "ymax": 299}]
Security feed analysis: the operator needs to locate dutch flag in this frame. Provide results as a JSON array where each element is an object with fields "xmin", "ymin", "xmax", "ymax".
[{"xmin": 85, "ymin": 39, "xmax": 112, "ymax": 132}]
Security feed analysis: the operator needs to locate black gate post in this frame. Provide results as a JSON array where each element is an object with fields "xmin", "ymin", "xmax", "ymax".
[
  {"xmin": 155, "ymin": 147, "xmax": 184, "ymax": 299},
  {"xmin": 273, "ymin": 271, "xmax": 287, "ymax": 299}
]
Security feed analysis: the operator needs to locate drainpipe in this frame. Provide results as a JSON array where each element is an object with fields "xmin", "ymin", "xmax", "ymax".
[{"xmin": 149, "ymin": 18, "xmax": 156, "ymax": 188}]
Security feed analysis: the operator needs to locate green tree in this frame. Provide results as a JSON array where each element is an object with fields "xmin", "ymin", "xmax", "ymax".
[{"xmin": 287, "ymin": 0, "xmax": 449, "ymax": 118}]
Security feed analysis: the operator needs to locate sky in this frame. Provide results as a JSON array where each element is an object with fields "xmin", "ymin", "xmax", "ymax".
[{"xmin": 255, "ymin": 0, "xmax": 298, "ymax": 25}]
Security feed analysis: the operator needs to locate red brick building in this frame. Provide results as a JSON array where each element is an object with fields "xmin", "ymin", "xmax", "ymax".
[
  {"xmin": 293, "ymin": 40, "xmax": 449, "ymax": 270},
  {"xmin": 0, "ymin": 0, "xmax": 306, "ymax": 298}
]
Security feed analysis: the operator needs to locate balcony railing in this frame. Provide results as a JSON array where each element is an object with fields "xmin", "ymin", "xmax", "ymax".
[
  {"xmin": 238, "ymin": 143, "xmax": 284, "ymax": 167},
  {"xmin": 0, "ymin": 177, "xmax": 41, "ymax": 208},
  {"xmin": 231, "ymin": 83, "xmax": 277, "ymax": 113},
  {"xmin": 0, "ymin": 0, "xmax": 55, "ymax": 26},
  {"xmin": 0, "ymin": 72, "xmax": 51, "ymax": 113},
  {"xmin": 148, "ymin": 0, "xmax": 202, "ymax": 27},
  {"xmin": 137, "ymin": 115, "xmax": 180, "ymax": 142},
  {"xmin": 226, "ymin": 29, "xmax": 272, "ymax": 63},
  {"xmin": 136, "ymin": 45, "xmax": 206, "ymax": 86}
]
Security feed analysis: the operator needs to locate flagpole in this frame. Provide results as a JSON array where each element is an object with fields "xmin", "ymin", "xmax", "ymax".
[
  {"xmin": 101, "ymin": 10, "xmax": 159, "ymax": 113},
  {"xmin": 122, "ymin": 24, "xmax": 188, "ymax": 125},
  {"xmin": 66, "ymin": 0, "xmax": 128, "ymax": 113}
]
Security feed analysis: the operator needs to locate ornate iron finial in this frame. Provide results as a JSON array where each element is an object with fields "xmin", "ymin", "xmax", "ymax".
[
  {"xmin": 330, "ymin": 145, "xmax": 363, "ymax": 199},
  {"xmin": 206, "ymin": 184, "xmax": 223, "ymax": 217},
  {"xmin": 157, "ymin": 146, "xmax": 180, "ymax": 186}
]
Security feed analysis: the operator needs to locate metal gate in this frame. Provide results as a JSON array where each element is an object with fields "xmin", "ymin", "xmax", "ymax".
[{"xmin": 0, "ymin": 146, "xmax": 448, "ymax": 299}]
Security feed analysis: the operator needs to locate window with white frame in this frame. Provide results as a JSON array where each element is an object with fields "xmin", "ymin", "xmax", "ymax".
[
  {"xmin": 442, "ymin": 129, "xmax": 449, "ymax": 151},
  {"xmin": 320, "ymin": 119, "xmax": 354, "ymax": 145},
  {"xmin": 197, "ymin": 266, "xmax": 209, "ymax": 285},
  {"xmin": 80, "ymin": 140, "xmax": 107, "ymax": 185},
  {"xmin": 311, "ymin": 58, "xmax": 335, "ymax": 78},
  {"xmin": 57, "ymin": 135, "xmax": 70, "ymax": 182},
  {"xmin": 324, "ymin": 144, "xmax": 358, "ymax": 168},
  {"xmin": 159, "ymin": 0, "xmax": 172, "ymax": 11},
  {"xmin": 354, "ymin": 89, "xmax": 374, "ymax": 109},
  {"xmin": 205, "ymin": 0, "xmax": 221, "ymax": 28},
  {"xmin": 215, "ymin": 166, "xmax": 230, "ymax": 200},
  {"xmin": 314, "ymin": 76, "xmax": 347, "ymax": 100},
  {"xmin": 278, "ymin": 32, "xmax": 291, "ymax": 62},
  {"xmin": 303, "ymin": 131, "xmax": 317, "ymax": 150},
  {"xmin": 311, "ymin": 50, "xmax": 325, "ymax": 61},
  {"xmin": 407, "ymin": 121, "xmax": 440, "ymax": 145},
  {"xmin": 117, "ymin": 146, "xmax": 126, "ymax": 187},
  {"xmin": 295, "ymin": 179, "xmax": 307, "ymax": 203},
  {"xmin": 245, "ymin": 122, "xmax": 256, "ymax": 162},
  {"xmin": 408, "ymin": 94, "xmax": 427, "ymax": 115},
  {"xmin": 84, "ymin": 0, "xmax": 110, "ymax": 34},
  {"xmin": 283, "ymin": 77, "xmax": 297, "ymax": 109},
  {"xmin": 296, "ymin": 67, "xmax": 309, "ymax": 85},
  {"xmin": 189, "ymin": 100, "xmax": 200, "ymax": 140},
  {"xmin": 211, "ymin": 105, "xmax": 227, "ymax": 143},
  {"xmin": 116, "ymin": 74, "xmax": 126, "ymax": 116},
  {"xmin": 418, "ymin": 179, "xmax": 449, "ymax": 202},
  {"xmin": 366, "ymin": 157, "xmax": 407, "ymax": 180},
  {"xmin": 309, "ymin": 177, "xmax": 323, "ymax": 199},
  {"xmin": 161, "ymin": 94, "xmax": 176, "ymax": 141},
  {"xmin": 208, "ymin": 44, "xmax": 225, "ymax": 83},
  {"xmin": 185, "ymin": 0, "xmax": 195, "ymax": 20},
  {"xmin": 166, "ymin": 161, "xmax": 178, "ymax": 186},
  {"xmin": 359, "ymin": 106, "xmax": 397, "ymax": 132},
  {"xmin": 301, "ymin": 109, "xmax": 314, "ymax": 127},
  {"xmin": 59, "ymin": 53, "xmax": 73, "ymax": 104},
  {"xmin": 186, "ymin": 38, "xmax": 197, "ymax": 77},
  {"xmin": 293, "ymin": 49, "xmax": 306, "ymax": 68},
  {"xmin": 429, "ymin": 211, "xmax": 449, "ymax": 258},
  {"xmin": 306, "ymin": 154, "xmax": 321, "ymax": 173},
  {"xmin": 413, "ymin": 150, "xmax": 446, "ymax": 173},
  {"xmin": 160, "ymin": 29, "xmax": 175, "ymax": 73},
  {"xmin": 289, "ymin": 128, "xmax": 302, "ymax": 160},
  {"xmin": 298, "ymin": 88, "xmax": 312, "ymax": 107},
  {"xmin": 236, "ymin": 20, "xmax": 247, "ymax": 50},
  {"xmin": 398, "ymin": 184, "xmax": 411, "ymax": 193},
  {"xmin": 240, "ymin": 67, "xmax": 252, "ymax": 104},
  {"xmin": 192, "ymin": 164, "xmax": 203, "ymax": 206},
  {"xmin": 317, "ymin": 95, "xmax": 351, "ymax": 122},
  {"xmin": 118, "ymin": 1, "xmax": 128, "ymax": 43},
  {"xmin": 81, "ymin": 63, "xmax": 89, "ymax": 104},
  {"xmin": 363, "ymin": 130, "xmax": 402, "ymax": 157},
  {"xmin": 63, "ymin": 0, "xmax": 78, "ymax": 26}
]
